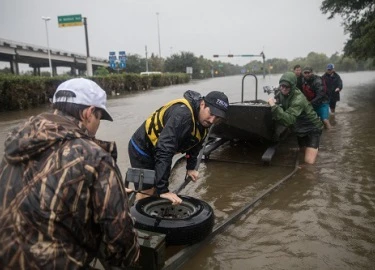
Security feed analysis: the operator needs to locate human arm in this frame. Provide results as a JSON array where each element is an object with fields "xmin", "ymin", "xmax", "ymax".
[
  {"xmin": 310, "ymin": 76, "xmax": 326, "ymax": 106},
  {"xmin": 160, "ymin": 192, "xmax": 183, "ymax": 205},
  {"xmin": 154, "ymin": 106, "xmax": 192, "ymax": 195},
  {"xmin": 268, "ymin": 95, "xmax": 304, "ymax": 127},
  {"xmin": 335, "ymin": 73, "xmax": 343, "ymax": 92},
  {"xmin": 187, "ymin": 169, "xmax": 199, "ymax": 182},
  {"xmin": 92, "ymin": 160, "xmax": 140, "ymax": 267},
  {"xmin": 185, "ymin": 138, "xmax": 203, "ymax": 175}
]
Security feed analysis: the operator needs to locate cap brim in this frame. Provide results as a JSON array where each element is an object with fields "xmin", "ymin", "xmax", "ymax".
[
  {"xmin": 280, "ymin": 81, "xmax": 291, "ymax": 88},
  {"xmin": 101, "ymin": 109, "xmax": 113, "ymax": 121},
  {"xmin": 207, "ymin": 104, "xmax": 226, "ymax": 119}
]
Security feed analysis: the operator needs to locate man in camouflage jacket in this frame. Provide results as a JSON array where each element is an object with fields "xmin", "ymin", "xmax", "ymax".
[{"xmin": 0, "ymin": 78, "xmax": 139, "ymax": 269}]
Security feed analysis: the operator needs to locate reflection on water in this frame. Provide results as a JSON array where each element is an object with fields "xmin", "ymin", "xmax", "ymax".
[{"xmin": 1, "ymin": 72, "xmax": 375, "ymax": 269}]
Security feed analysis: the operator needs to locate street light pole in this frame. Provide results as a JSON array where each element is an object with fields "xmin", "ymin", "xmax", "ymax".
[
  {"xmin": 42, "ymin": 16, "xmax": 53, "ymax": 77},
  {"xmin": 156, "ymin": 12, "xmax": 161, "ymax": 58},
  {"xmin": 145, "ymin": 45, "xmax": 149, "ymax": 72},
  {"xmin": 83, "ymin": 17, "xmax": 93, "ymax": 76}
]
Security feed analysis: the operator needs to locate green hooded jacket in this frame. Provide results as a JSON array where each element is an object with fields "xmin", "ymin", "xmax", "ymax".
[{"xmin": 271, "ymin": 72, "xmax": 323, "ymax": 135}]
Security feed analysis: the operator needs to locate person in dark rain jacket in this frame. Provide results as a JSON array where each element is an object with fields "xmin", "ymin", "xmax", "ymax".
[
  {"xmin": 268, "ymin": 72, "xmax": 324, "ymax": 164},
  {"xmin": 0, "ymin": 78, "xmax": 139, "ymax": 269},
  {"xmin": 128, "ymin": 90, "xmax": 229, "ymax": 204},
  {"xmin": 301, "ymin": 66, "xmax": 332, "ymax": 129},
  {"xmin": 321, "ymin": 63, "xmax": 343, "ymax": 114}
]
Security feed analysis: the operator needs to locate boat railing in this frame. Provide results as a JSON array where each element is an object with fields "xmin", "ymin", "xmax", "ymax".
[{"xmin": 241, "ymin": 73, "xmax": 258, "ymax": 103}]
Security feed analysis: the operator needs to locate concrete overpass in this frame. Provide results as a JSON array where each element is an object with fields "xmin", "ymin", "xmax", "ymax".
[{"xmin": 0, "ymin": 38, "xmax": 109, "ymax": 76}]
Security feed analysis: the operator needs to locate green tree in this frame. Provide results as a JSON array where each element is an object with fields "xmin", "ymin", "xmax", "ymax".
[
  {"xmin": 328, "ymin": 52, "xmax": 341, "ymax": 66},
  {"xmin": 305, "ymin": 52, "xmax": 329, "ymax": 73},
  {"xmin": 289, "ymin": 57, "xmax": 307, "ymax": 71},
  {"xmin": 94, "ymin": 66, "xmax": 110, "ymax": 76},
  {"xmin": 124, "ymin": 54, "xmax": 146, "ymax": 74},
  {"xmin": 196, "ymin": 56, "xmax": 213, "ymax": 79},
  {"xmin": 164, "ymin": 52, "xmax": 197, "ymax": 75},
  {"xmin": 321, "ymin": 0, "xmax": 375, "ymax": 60},
  {"xmin": 340, "ymin": 57, "xmax": 358, "ymax": 72},
  {"xmin": 149, "ymin": 54, "xmax": 165, "ymax": 72},
  {"xmin": 264, "ymin": 58, "xmax": 289, "ymax": 74}
]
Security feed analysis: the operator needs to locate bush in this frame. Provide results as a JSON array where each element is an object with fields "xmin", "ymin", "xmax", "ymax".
[{"xmin": 0, "ymin": 73, "xmax": 190, "ymax": 111}]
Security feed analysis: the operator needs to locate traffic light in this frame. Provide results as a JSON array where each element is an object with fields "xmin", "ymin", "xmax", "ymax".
[
  {"xmin": 213, "ymin": 55, "xmax": 219, "ymax": 57},
  {"xmin": 228, "ymin": 54, "xmax": 234, "ymax": 57}
]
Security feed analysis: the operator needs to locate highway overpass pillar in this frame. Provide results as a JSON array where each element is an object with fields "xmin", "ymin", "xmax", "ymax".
[
  {"xmin": 33, "ymin": 66, "xmax": 41, "ymax": 76},
  {"xmin": 10, "ymin": 55, "xmax": 19, "ymax": 75},
  {"xmin": 86, "ymin": 56, "xmax": 93, "ymax": 76}
]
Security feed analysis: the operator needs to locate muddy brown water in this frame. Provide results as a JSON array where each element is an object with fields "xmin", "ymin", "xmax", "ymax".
[{"xmin": 0, "ymin": 72, "xmax": 374, "ymax": 269}]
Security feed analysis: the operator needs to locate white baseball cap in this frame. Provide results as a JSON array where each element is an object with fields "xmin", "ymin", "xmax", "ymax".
[{"xmin": 53, "ymin": 78, "xmax": 113, "ymax": 121}]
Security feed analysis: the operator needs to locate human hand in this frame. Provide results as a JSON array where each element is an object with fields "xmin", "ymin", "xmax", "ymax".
[
  {"xmin": 160, "ymin": 192, "xmax": 183, "ymax": 205},
  {"xmin": 335, "ymin": 88, "xmax": 340, "ymax": 92},
  {"xmin": 187, "ymin": 170, "xmax": 199, "ymax": 182},
  {"xmin": 268, "ymin": 98, "xmax": 276, "ymax": 107}
]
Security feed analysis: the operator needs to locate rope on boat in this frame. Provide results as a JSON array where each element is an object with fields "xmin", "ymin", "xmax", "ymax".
[{"xmin": 162, "ymin": 150, "xmax": 300, "ymax": 270}]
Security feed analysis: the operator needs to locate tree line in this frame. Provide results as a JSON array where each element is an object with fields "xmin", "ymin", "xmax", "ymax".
[
  {"xmin": 96, "ymin": 50, "xmax": 374, "ymax": 78},
  {"xmin": 1, "ymin": 49, "xmax": 373, "ymax": 79}
]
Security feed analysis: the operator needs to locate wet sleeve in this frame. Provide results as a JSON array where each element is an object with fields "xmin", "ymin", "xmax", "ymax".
[
  {"xmin": 271, "ymin": 101, "xmax": 304, "ymax": 127},
  {"xmin": 154, "ymin": 107, "xmax": 192, "ymax": 194},
  {"xmin": 92, "ymin": 160, "xmax": 140, "ymax": 267},
  {"xmin": 185, "ymin": 141, "xmax": 202, "ymax": 170},
  {"xmin": 337, "ymin": 74, "xmax": 343, "ymax": 90},
  {"xmin": 310, "ymin": 77, "xmax": 326, "ymax": 107}
]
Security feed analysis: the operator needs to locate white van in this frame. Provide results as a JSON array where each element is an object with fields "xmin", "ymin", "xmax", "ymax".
[{"xmin": 140, "ymin": 71, "xmax": 162, "ymax": 75}]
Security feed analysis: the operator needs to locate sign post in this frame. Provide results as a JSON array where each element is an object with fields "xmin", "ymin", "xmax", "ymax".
[
  {"xmin": 119, "ymin": 51, "xmax": 126, "ymax": 69},
  {"xmin": 58, "ymin": 14, "xmax": 92, "ymax": 76},
  {"xmin": 212, "ymin": 52, "xmax": 266, "ymax": 78},
  {"xmin": 109, "ymin": 52, "xmax": 117, "ymax": 70}
]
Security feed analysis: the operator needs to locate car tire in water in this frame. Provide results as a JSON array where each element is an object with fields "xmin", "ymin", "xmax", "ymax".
[{"xmin": 130, "ymin": 195, "xmax": 214, "ymax": 245}]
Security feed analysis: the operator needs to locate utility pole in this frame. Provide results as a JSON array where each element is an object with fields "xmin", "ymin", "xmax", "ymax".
[
  {"xmin": 145, "ymin": 45, "xmax": 149, "ymax": 72},
  {"xmin": 42, "ymin": 16, "xmax": 53, "ymax": 77},
  {"xmin": 156, "ymin": 12, "xmax": 161, "ymax": 58}
]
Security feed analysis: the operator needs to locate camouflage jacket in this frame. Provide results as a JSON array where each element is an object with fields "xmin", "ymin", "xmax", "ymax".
[{"xmin": 0, "ymin": 110, "xmax": 139, "ymax": 269}]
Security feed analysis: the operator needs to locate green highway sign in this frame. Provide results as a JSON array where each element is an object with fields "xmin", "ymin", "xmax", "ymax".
[{"xmin": 58, "ymin": 14, "xmax": 83, "ymax": 27}]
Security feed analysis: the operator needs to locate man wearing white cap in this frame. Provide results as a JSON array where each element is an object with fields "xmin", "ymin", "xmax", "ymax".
[{"xmin": 0, "ymin": 78, "xmax": 139, "ymax": 269}]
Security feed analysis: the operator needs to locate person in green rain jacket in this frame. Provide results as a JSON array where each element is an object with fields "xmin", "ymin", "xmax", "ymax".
[{"xmin": 268, "ymin": 72, "xmax": 324, "ymax": 164}]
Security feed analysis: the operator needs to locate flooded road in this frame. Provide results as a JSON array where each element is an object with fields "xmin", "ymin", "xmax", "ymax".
[{"xmin": 1, "ymin": 72, "xmax": 374, "ymax": 269}]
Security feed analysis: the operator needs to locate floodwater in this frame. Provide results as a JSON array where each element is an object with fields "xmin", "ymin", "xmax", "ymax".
[{"xmin": 0, "ymin": 72, "xmax": 374, "ymax": 269}]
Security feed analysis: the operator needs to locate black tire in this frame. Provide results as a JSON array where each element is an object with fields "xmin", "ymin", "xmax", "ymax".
[{"xmin": 130, "ymin": 195, "xmax": 214, "ymax": 245}]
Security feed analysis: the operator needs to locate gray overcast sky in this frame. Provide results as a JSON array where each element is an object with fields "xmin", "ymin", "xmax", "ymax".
[{"xmin": 0, "ymin": 0, "xmax": 347, "ymax": 66}]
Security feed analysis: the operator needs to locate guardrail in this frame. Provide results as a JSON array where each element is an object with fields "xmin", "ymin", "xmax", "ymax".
[{"xmin": 0, "ymin": 38, "xmax": 108, "ymax": 62}]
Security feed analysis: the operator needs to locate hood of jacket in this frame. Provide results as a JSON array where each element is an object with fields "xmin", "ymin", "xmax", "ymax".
[
  {"xmin": 276, "ymin": 71, "xmax": 299, "ymax": 109},
  {"xmin": 4, "ymin": 110, "xmax": 92, "ymax": 165},
  {"xmin": 183, "ymin": 90, "xmax": 202, "ymax": 118},
  {"xmin": 279, "ymin": 71, "xmax": 297, "ymax": 96}
]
